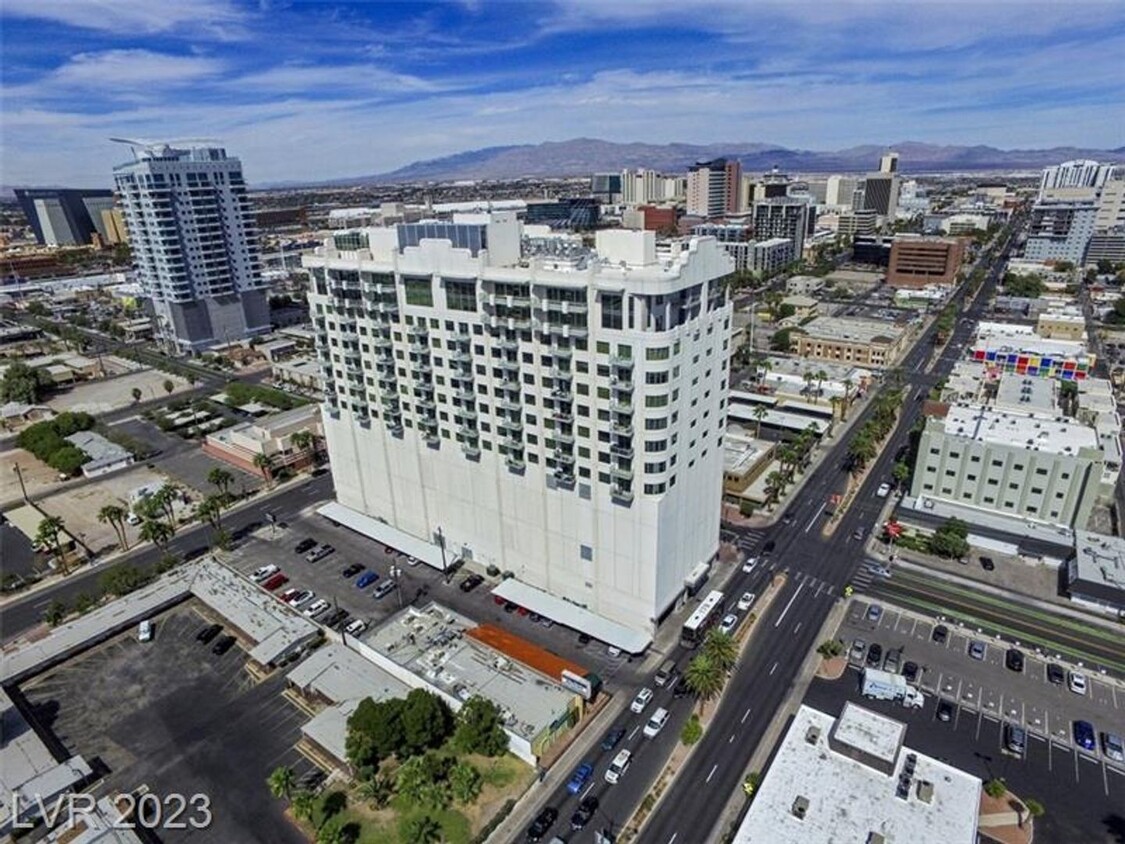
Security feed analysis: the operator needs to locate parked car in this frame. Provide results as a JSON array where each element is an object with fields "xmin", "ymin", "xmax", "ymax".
[
  {"xmin": 566, "ymin": 762, "xmax": 594, "ymax": 795},
  {"xmin": 571, "ymin": 795, "xmax": 599, "ymax": 830},
  {"xmin": 211, "ymin": 635, "xmax": 236, "ymax": 656},
  {"xmin": 932, "ymin": 624, "xmax": 949, "ymax": 644},
  {"xmin": 355, "ymin": 571, "xmax": 378, "ymax": 589},
  {"xmin": 138, "ymin": 620, "xmax": 154, "ymax": 642},
  {"xmin": 1046, "ymin": 663, "xmax": 1065, "ymax": 684},
  {"xmin": 1004, "ymin": 722, "xmax": 1027, "ymax": 756},
  {"xmin": 742, "ymin": 556, "xmax": 759, "ymax": 573},
  {"xmin": 718, "ymin": 614, "xmax": 739, "ymax": 635},
  {"xmin": 1005, "ymin": 648, "xmax": 1025, "ymax": 673},
  {"xmin": 330, "ymin": 612, "xmax": 351, "ymax": 631},
  {"xmin": 1101, "ymin": 732, "xmax": 1125, "ymax": 763},
  {"xmin": 604, "ymin": 749, "xmax": 631, "ymax": 784},
  {"xmin": 883, "ymin": 650, "xmax": 901, "ymax": 673},
  {"xmin": 305, "ymin": 543, "xmax": 335, "ymax": 563},
  {"xmin": 866, "ymin": 643, "xmax": 883, "ymax": 667},
  {"xmin": 526, "ymin": 807, "xmax": 558, "ymax": 842},
  {"xmin": 287, "ymin": 591, "xmax": 315, "ymax": 609},
  {"xmin": 737, "ymin": 592, "xmax": 756, "ymax": 611},
  {"xmin": 503, "ymin": 601, "xmax": 519, "ymax": 613},
  {"xmin": 383, "ymin": 545, "xmax": 397, "ymax": 555},
  {"xmin": 294, "ymin": 538, "xmax": 317, "ymax": 554},
  {"xmin": 903, "ymin": 661, "xmax": 920, "ymax": 683},
  {"xmin": 968, "ymin": 640, "xmax": 986, "ymax": 660},
  {"xmin": 341, "ymin": 563, "xmax": 364, "ymax": 578},
  {"xmin": 643, "ymin": 707, "xmax": 670, "ymax": 738},
  {"xmin": 850, "ymin": 639, "xmax": 867, "ymax": 663},
  {"xmin": 980, "ymin": 556, "xmax": 995, "ymax": 571},
  {"xmin": 781, "ymin": 511, "xmax": 796, "ymax": 524},
  {"xmin": 321, "ymin": 609, "xmax": 347, "ymax": 629},
  {"xmin": 196, "ymin": 623, "xmax": 222, "ymax": 644},
  {"xmin": 344, "ymin": 619, "xmax": 368, "ymax": 636},
  {"xmin": 852, "ymin": 527, "xmax": 867, "ymax": 541},
  {"xmin": 405, "ymin": 556, "xmax": 419, "ymax": 566},
  {"xmin": 577, "ymin": 633, "xmax": 591, "ymax": 648},
  {"xmin": 1073, "ymin": 720, "xmax": 1096, "ymax": 751},
  {"xmin": 303, "ymin": 599, "xmax": 330, "ymax": 618},
  {"xmin": 261, "ymin": 573, "xmax": 288, "ymax": 591},
  {"xmin": 1068, "ymin": 671, "xmax": 1088, "ymax": 695},
  {"xmin": 762, "ymin": 540, "xmax": 776, "ymax": 555},
  {"xmin": 278, "ymin": 588, "xmax": 300, "ymax": 603},
  {"xmin": 672, "ymin": 678, "xmax": 693, "ymax": 699},
  {"xmin": 250, "ymin": 564, "xmax": 279, "ymax": 582},
  {"xmin": 866, "ymin": 604, "xmax": 883, "ymax": 622},
  {"xmin": 372, "ymin": 580, "xmax": 397, "ymax": 600},
  {"xmin": 630, "ymin": 687, "xmax": 654, "ymax": 713},
  {"xmin": 601, "ymin": 727, "xmax": 626, "ymax": 751},
  {"xmin": 876, "ymin": 483, "xmax": 891, "ymax": 498},
  {"xmin": 936, "ymin": 699, "xmax": 954, "ymax": 722},
  {"xmin": 459, "ymin": 573, "xmax": 485, "ymax": 592}
]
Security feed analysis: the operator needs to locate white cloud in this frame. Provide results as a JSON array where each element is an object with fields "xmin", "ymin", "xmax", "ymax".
[
  {"xmin": 1, "ymin": 0, "xmax": 248, "ymax": 37},
  {"xmin": 236, "ymin": 63, "xmax": 448, "ymax": 96}
]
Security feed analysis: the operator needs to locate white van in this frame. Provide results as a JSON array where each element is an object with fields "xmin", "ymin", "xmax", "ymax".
[
  {"xmin": 643, "ymin": 707, "xmax": 670, "ymax": 738},
  {"xmin": 138, "ymin": 620, "xmax": 154, "ymax": 642},
  {"xmin": 605, "ymin": 749, "xmax": 632, "ymax": 784}
]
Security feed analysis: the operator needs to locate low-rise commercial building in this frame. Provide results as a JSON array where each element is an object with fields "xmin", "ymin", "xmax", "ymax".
[
  {"xmin": 785, "ymin": 275, "xmax": 826, "ymax": 295},
  {"xmin": 202, "ymin": 405, "xmax": 323, "ymax": 478},
  {"xmin": 886, "ymin": 236, "xmax": 965, "ymax": 288},
  {"xmin": 781, "ymin": 294, "xmax": 818, "ymax": 320},
  {"xmin": 1067, "ymin": 531, "xmax": 1125, "ymax": 615},
  {"xmin": 790, "ymin": 316, "xmax": 909, "ymax": 367},
  {"xmin": 970, "ymin": 322, "xmax": 1094, "ymax": 379},
  {"xmin": 1036, "ymin": 308, "xmax": 1087, "ymax": 341},
  {"xmin": 722, "ymin": 426, "xmax": 777, "ymax": 499},
  {"xmin": 732, "ymin": 703, "xmax": 980, "ymax": 844},
  {"xmin": 65, "ymin": 430, "xmax": 134, "ymax": 478}
]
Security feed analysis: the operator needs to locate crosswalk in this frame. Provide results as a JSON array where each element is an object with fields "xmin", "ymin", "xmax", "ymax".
[{"xmin": 721, "ymin": 528, "xmax": 766, "ymax": 553}]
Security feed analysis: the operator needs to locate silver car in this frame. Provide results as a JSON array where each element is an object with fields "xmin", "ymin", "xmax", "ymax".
[{"xmin": 968, "ymin": 640, "xmax": 986, "ymax": 660}]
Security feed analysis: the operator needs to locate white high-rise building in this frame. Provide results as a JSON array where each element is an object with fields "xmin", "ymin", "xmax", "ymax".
[
  {"xmin": 621, "ymin": 168, "xmax": 661, "ymax": 205},
  {"xmin": 303, "ymin": 216, "xmax": 734, "ymax": 647},
  {"xmin": 1038, "ymin": 160, "xmax": 1117, "ymax": 201},
  {"xmin": 113, "ymin": 142, "xmax": 269, "ymax": 353},
  {"xmin": 825, "ymin": 175, "xmax": 859, "ymax": 208}
]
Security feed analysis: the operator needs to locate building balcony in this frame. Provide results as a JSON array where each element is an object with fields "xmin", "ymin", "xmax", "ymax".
[
  {"xmin": 454, "ymin": 387, "xmax": 476, "ymax": 402},
  {"xmin": 611, "ymin": 484, "xmax": 634, "ymax": 504},
  {"xmin": 506, "ymin": 453, "xmax": 526, "ymax": 471},
  {"xmin": 550, "ymin": 367, "xmax": 573, "ymax": 381},
  {"xmin": 449, "ymin": 349, "xmax": 472, "ymax": 364},
  {"xmin": 498, "ymin": 418, "xmax": 524, "ymax": 435},
  {"xmin": 610, "ymin": 465, "xmax": 634, "ymax": 482},
  {"xmin": 458, "ymin": 424, "xmax": 479, "ymax": 439},
  {"xmin": 610, "ymin": 355, "xmax": 634, "ymax": 371},
  {"xmin": 611, "ymin": 378, "xmax": 633, "ymax": 395},
  {"xmin": 455, "ymin": 407, "xmax": 478, "ymax": 424},
  {"xmin": 381, "ymin": 395, "xmax": 400, "ymax": 410},
  {"xmin": 377, "ymin": 374, "xmax": 396, "ymax": 388},
  {"xmin": 486, "ymin": 293, "xmax": 532, "ymax": 309},
  {"xmin": 370, "ymin": 300, "xmax": 399, "ymax": 316},
  {"xmin": 611, "ymin": 445, "xmax": 634, "ymax": 460},
  {"xmin": 611, "ymin": 421, "xmax": 633, "ymax": 436},
  {"xmin": 499, "ymin": 396, "xmax": 522, "ymax": 412},
  {"xmin": 551, "ymin": 388, "xmax": 574, "ymax": 402},
  {"xmin": 553, "ymin": 470, "xmax": 575, "ymax": 486},
  {"xmin": 497, "ymin": 337, "xmax": 519, "ymax": 352},
  {"xmin": 497, "ymin": 359, "xmax": 519, "ymax": 373},
  {"xmin": 610, "ymin": 400, "xmax": 633, "ymax": 415},
  {"xmin": 372, "ymin": 335, "xmax": 393, "ymax": 349},
  {"xmin": 541, "ymin": 299, "xmax": 588, "ymax": 315},
  {"xmin": 407, "ymin": 324, "xmax": 429, "ymax": 339},
  {"xmin": 462, "ymin": 442, "xmax": 481, "ymax": 458},
  {"xmin": 553, "ymin": 408, "xmax": 574, "ymax": 424},
  {"xmin": 554, "ymin": 451, "xmax": 575, "ymax": 466},
  {"xmin": 540, "ymin": 321, "xmax": 589, "ymax": 339},
  {"xmin": 409, "ymin": 342, "xmax": 430, "ymax": 356},
  {"xmin": 554, "ymin": 429, "xmax": 575, "ymax": 445},
  {"xmin": 416, "ymin": 398, "xmax": 437, "ymax": 413},
  {"xmin": 487, "ymin": 315, "xmax": 533, "ymax": 332}
]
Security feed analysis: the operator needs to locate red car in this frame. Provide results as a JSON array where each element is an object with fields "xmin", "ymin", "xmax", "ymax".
[
  {"xmin": 493, "ymin": 595, "xmax": 506, "ymax": 606},
  {"xmin": 262, "ymin": 573, "xmax": 289, "ymax": 591}
]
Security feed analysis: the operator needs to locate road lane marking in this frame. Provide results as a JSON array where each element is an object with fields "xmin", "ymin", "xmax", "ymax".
[
  {"xmin": 804, "ymin": 503, "xmax": 826, "ymax": 533},
  {"xmin": 706, "ymin": 764, "xmax": 718, "ymax": 783},
  {"xmin": 729, "ymin": 734, "xmax": 736, "ymax": 744},
  {"xmin": 774, "ymin": 583, "xmax": 804, "ymax": 628},
  {"xmin": 668, "ymin": 834, "xmax": 678, "ymax": 844},
  {"xmin": 629, "ymin": 726, "xmax": 640, "ymax": 740},
  {"xmin": 742, "ymin": 707, "xmax": 752, "ymax": 724},
  {"xmin": 581, "ymin": 783, "xmax": 594, "ymax": 799},
  {"xmin": 793, "ymin": 622, "xmax": 802, "ymax": 633}
]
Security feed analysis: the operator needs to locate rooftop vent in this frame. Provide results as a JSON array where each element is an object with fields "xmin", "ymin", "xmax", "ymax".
[
  {"xmin": 805, "ymin": 726, "xmax": 822, "ymax": 745},
  {"xmin": 867, "ymin": 834, "xmax": 887, "ymax": 844},
  {"xmin": 916, "ymin": 781, "xmax": 935, "ymax": 804},
  {"xmin": 791, "ymin": 796, "xmax": 809, "ymax": 820}
]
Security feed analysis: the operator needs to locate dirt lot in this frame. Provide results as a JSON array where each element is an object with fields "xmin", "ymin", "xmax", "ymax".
[{"xmin": 49, "ymin": 369, "xmax": 193, "ymax": 415}]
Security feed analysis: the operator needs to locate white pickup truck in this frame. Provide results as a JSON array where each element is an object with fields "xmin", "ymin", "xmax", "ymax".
[{"xmin": 862, "ymin": 667, "xmax": 925, "ymax": 708}]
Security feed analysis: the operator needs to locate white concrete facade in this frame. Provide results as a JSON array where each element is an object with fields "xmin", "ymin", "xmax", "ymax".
[{"xmin": 304, "ymin": 219, "xmax": 734, "ymax": 637}]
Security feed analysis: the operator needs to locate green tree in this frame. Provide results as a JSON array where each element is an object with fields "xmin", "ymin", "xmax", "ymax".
[
  {"xmin": 254, "ymin": 452, "xmax": 276, "ymax": 486},
  {"xmin": 399, "ymin": 814, "xmax": 442, "ymax": 844},
  {"xmin": 35, "ymin": 515, "xmax": 69, "ymax": 575},
  {"xmin": 355, "ymin": 775, "xmax": 394, "ymax": 809},
  {"xmin": 208, "ymin": 466, "xmax": 235, "ymax": 499},
  {"xmin": 97, "ymin": 503, "xmax": 129, "ymax": 551},
  {"xmin": 983, "ymin": 778, "xmax": 1007, "ymax": 799},
  {"xmin": 316, "ymin": 816, "xmax": 350, "ymax": 844},
  {"xmin": 162, "ymin": 379, "xmax": 174, "ymax": 395},
  {"xmin": 291, "ymin": 789, "xmax": 316, "ymax": 824},
  {"xmin": 395, "ymin": 753, "xmax": 451, "ymax": 810},
  {"xmin": 929, "ymin": 517, "xmax": 970, "ymax": 559},
  {"xmin": 401, "ymin": 689, "xmax": 454, "ymax": 755},
  {"xmin": 97, "ymin": 563, "xmax": 151, "ymax": 596},
  {"xmin": 43, "ymin": 599, "xmax": 68, "ymax": 626},
  {"xmin": 291, "ymin": 428, "xmax": 315, "ymax": 458},
  {"xmin": 1023, "ymin": 798, "xmax": 1045, "ymax": 823},
  {"xmin": 138, "ymin": 518, "xmax": 173, "ymax": 549},
  {"xmin": 891, "ymin": 461, "xmax": 911, "ymax": 487},
  {"xmin": 703, "ymin": 629, "xmax": 738, "ymax": 672},
  {"xmin": 684, "ymin": 653, "xmax": 725, "ymax": 714},
  {"xmin": 48, "ymin": 445, "xmax": 88, "ymax": 476},
  {"xmin": 196, "ymin": 495, "xmax": 225, "ymax": 531},
  {"xmin": 449, "ymin": 761, "xmax": 482, "ymax": 804},
  {"xmin": 152, "ymin": 483, "xmax": 180, "ymax": 528},
  {"xmin": 770, "ymin": 327, "xmax": 795, "ymax": 352},
  {"xmin": 752, "ymin": 403, "xmax": 768, "ymax": 438},
  {"xmin": 348, "ymin": 696, "xmax": 407, "ymax": 760},
  {"xmin": 681, "ymin": 713, "xmax": 703, "ymax": 745},
  {"xmin": 131, "ymin": 387, "xmax": 143, "ymax": 403},
  {"xmin": 453, "ymin": 695, "xmax": 510, "ymax": 757},
  {"xmin": 267, "ymin": 765, "xmax": 296, "ymax": 801},
  {"xmin": 817, "ymin": 639, "xmax": 844, "ymax": 658},
  {"xmin": 1, "ymin": 361, "xmax": 53, "ymax": 403}
]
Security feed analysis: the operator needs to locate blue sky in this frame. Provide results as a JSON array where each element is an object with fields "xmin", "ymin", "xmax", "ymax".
[{"xmin": 2, "ymin": 0, "xmax": 1123, "ymax": 187}]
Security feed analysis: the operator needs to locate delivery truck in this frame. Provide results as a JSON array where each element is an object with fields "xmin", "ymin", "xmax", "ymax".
[{"xmin": 862, "ymin": 667, "xmax": 925, "ymax": 708}]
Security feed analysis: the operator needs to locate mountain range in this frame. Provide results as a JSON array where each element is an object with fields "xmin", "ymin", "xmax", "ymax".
[{"xmin": 335, "ymin": 138, "xmax": 1124, "ymax": 186}]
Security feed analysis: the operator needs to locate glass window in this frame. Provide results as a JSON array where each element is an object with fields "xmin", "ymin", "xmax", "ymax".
[
  {"xmin": 645, "ymin": 394, "xmax": 669, "ymax": 408},
  {"xmin": 403, "ymin": 276, "xmax": 434, "ymax": 307},
  {"xmin": 445, "ymin": 279, "xmax": 477, "ymax": 312},
  {"xmin": 646, "ymin": 346, "xmax": 670, "ymax": 361}
]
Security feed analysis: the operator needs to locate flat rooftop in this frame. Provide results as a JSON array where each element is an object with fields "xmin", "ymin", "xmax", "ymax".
[
  {"xmin": 935, "ymin": 403, "xmax": 1100, "ymax": 457},
  {"xmin": 1072, "ymin": 530, "xmax": 1125, "ymax": 592},
  {"xmin": 66, "ymin": 430, "xmax": 132, "ymax": 469},
  {"xmin": 797, "ymin": 316, "xmax": 905, "ymax": 344},
  {"xmin": 724, "ymin": 428, "xmax": 773, "ymax": 475},
  {"xmin": 832, "ymin": 700, "xmax": 905, "ymax": 766},
  {"xmin": 732, "ymin": 704, "xmax": 981, "ymax": 844},
  {"xmin": 363, "ymin": 603, "xmax": 577, "ymax": 744},
  {"xmin": 994, "ymin": 374, "xmax": 1057, "ymax": 412}
]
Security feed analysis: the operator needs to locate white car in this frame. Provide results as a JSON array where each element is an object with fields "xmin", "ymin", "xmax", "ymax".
[
  {"xmin": 405, "ymin": 555, "xmax": 419, "ymax": 566},
  {"xmin": 876, "ymin": 483, "xmax": 891, "ymax": 498},
  {"xmin": 1068, "ymin": 671, "xmax": 1088, "ymax": 695},
  {"xmin": 737, "ymin": 592, "xmax": 756, "ymax": 611},
  {"xmin": 643, "ymin": 707, "xmax": 670, "ymax": 738},
  {"xmin": 287, "ymin": 590, "xmax": 314, "ymax": 608},
  {"xmin": 604, "ymin": 749, "xmax": 632, "ymax": 784},
  {"xmin": 345, "ymin": 619, "xmax": 368, "ymax": 636},
  {"xmin": 742, "ymin": 556, "xmax": 759, "ymax": 574},
  {"xmin": 630, "ymin": 687, "xmax": 654, "ymax": 713},
  {"xmin": 718, "ymin": 613, "xmax": 739, "ymax": 635},
  {"xmin": 250, "ymin": 564, "xmax": 279, "ymax": 583},
  {"xmin": 303, "ymin": 598, "xmax": 330, "ymax": 618}
]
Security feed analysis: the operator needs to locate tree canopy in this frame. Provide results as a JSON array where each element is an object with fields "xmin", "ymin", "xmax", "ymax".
[
  {"xmin": 452, "ymin": 695, "xmax": 509, "ymax": 757},
  {"xmin": 1, "ymin": 361, "xmax": 53, "ymax": 404}
]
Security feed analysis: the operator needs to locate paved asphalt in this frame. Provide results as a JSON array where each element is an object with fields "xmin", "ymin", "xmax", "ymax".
[
  {"xmin": 0, "ymin": 474, "xmax": 334, "ymax": 641},
  {"xmin": 640, "ymin": 228, "xmax": 1023, "ymax": 844}
]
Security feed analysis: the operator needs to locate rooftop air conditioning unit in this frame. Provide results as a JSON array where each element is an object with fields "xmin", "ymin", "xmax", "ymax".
[{"xmin": 791, "ymin": 796, "xmax": 809, "ymax": 820}]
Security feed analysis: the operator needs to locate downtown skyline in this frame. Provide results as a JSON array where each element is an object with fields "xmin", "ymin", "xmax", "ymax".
[{"xmin": 2, "ymin": 0, "xmax": 1124, "ymax": 187}]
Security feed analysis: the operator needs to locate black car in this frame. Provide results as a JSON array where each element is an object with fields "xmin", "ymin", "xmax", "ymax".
[
  {"xmin": 331, "ymin": 612, "xmax": 352, "ymax": 631},
  {"xmin": 571, "ymin": 795, "xmax": 599, "ymax": 830},
  {"xmin": 980, "ymin": 556, "xmax": 995, "ymax": 571},
  {"xmin": 932, "ymin": 625, "xmax": 949, "ymax": 644},
  {"xmin": 781, "ymin": 511, "xmax": 796, "ymax": 525},
  {"xmin": 211, "ymin": 635, "xmax": 236, "ymax": 656},
  {"xmin": 1046, "ymin": 663, "xmax": 1065, "ymax": 684},
  {"xmin": 321, "ymin": 609, "xmax": 348, "ymax": 629},
  {"xmin": 936, "ymin": 699, "xmax": 954, "ymax": 722},
  {"xmin": 459, "ymin": 573, "xmax": 485, "ymax": 593},
  {"xmin": 295, "ymin": 537, "xmax": 317, "ymax": 554},
  {"xmin": 903, "ymin": 661, "xmax": 920, "ymax": 683},
  {"xmin": 577, "ymin": 633, "xmax": 591, "ymax": 648},
  {"xmin": 762, "ymin": 540, "xmax": 776, "ymax": 555},
  {"xmin": 601, "ymin": 727, "xmax": 626, "ymax": 751},
  {"xmin": 865, "ymin": 643, "xmax": 883, "ymax": 667},
  {"xmin": 1006, "ymin": 648, "xmax": 1025, "ymax": 672},
  {"xmin": 341, "ymin": 563, "xmax": 364, "ymax": 578},
  {"xmin": 673, "ymin": 677, "xmax": 693, "ymax": 699},
  {"xmin": 196, "ymin": 623, "xmax": 222, "ymax": 644},
  {"xmin": 503, "ymin": 601, "xmax": 519, "ymax": 613},
  {"xmin": 526, "ymin": 807, "xmax": 558, "ymax": 842}
]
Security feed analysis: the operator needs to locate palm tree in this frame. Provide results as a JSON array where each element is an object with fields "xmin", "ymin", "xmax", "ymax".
[
  {"xmin": 802, "ymin": 370, "xmax": 816, "ymax": 398},
  {"xmin": 196, "ymin": 495, "xmax": 224, "ymax": 531},
  {"xmin": 35, "ymin": 515, "xmax": 69, "ymax": 575},
  {"xmin": 267, "ymin": 766, "xmax": 296, "ymax": 801},
  {"xmin": 291, "ymin": 428, "xmax": 314, "ymax": 455},
  {"xmin": 290, "ymin": 789, "xmax": 316, "ymax": 824},
  {"xmin": 752, "ymin": 404, "xmax": 768, "ymax": 438},
  {"xmin": 841, "ymin": 377, "xmax": 854, "ymax": 416},
  {"xmin": 253, "ymin": 452, "xmax": 275, "ymax": 486},
  {"xmin": 847, "ymin": 436, "xmax": 878, "ymax": 473},
  {"xmin": 400, "ymin": 814, "xmax": 442, "ymax": 844},
  {"xmin": 763, "ymin": 471, "xmax": 785, "ymax": 507},
  {"xmin": 153, "ymin": 483, "xmax": 180, "ymax": 529},
  {"xmin": 778, "ymin": 446, "xmax": 798, "ymax": 480},
  {"xmin": 814, "ymin": 370, "xmax": 828, "ymax": 403},
  {"xmin": 208, "ymin": 467, "xmax": 234, "ymax": 499},
  {"xmin": 138, "ymin": 518, "xmax": 173, "ymax": 549},
  {"xmin": 683, "ymin": 653, "xmax": 725, "ymax": 714},
  {"xmin": 356, "ymin": 775, "xmax": 394, "ymax": 809},
  {"xmin": 97, "ymin": 504, "xmax": 129, "ymax": 551},
  {"xmin": 703, "ymin": 629, "xmax": 738, "ymax": 672}
]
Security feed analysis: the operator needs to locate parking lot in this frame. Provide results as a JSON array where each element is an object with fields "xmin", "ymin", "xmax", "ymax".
[
  {"xmin": 224, "ymin": 504, "xmax": 651, "ymax": 689},
  {"xmin": 19, "ymin": 604, "xmax": 314, "ymax": 844},
  {"xmin": 822, "ymin": 598, "xmax": 1125, "ymax": 842}
]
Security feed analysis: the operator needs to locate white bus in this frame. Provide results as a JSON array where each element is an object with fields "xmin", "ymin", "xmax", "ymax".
[{"xmin": 681, "ymin": 589, "xmax": 725, "ymax": 647}]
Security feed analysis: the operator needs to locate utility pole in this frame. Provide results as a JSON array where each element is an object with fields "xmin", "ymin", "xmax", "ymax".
[{"xmin": 13, "ymin": 463, "xmax": 29, "ymax": 503}]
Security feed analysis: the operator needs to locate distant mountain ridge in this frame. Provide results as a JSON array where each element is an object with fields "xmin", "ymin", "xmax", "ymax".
[{"xmin": 345, "ymin": 138, "xmax": 1124, "ymax": 185}]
